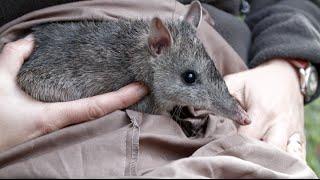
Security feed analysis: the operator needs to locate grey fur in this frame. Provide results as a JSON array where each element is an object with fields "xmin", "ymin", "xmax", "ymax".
[{"xmin": 17, "ymin": 12, "xmax": 249, "ymax": 124}]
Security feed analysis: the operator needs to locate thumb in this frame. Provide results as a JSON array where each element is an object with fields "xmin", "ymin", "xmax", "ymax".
[
  {"xmin": 41, "ymin": 83, "xmax": 148, "ymax": 133},
  {"xmin": 224, "ymin": 72, "xmax": 246, "ymax": 108},
  {"xmin": 0, "ymin": 35, "xmax": 34, "ymax": 77}
]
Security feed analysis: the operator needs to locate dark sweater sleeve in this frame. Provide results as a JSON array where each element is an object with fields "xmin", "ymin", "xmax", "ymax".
[
  {"xmin": 245, "ymin": 0, "xmax": 320, "ymax": 103},
  {"xmin": 0, "ymin": 0, "xmax": 80, "ymax": 27}
]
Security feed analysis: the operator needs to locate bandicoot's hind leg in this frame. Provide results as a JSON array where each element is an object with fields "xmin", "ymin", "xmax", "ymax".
[{"xmin": 17, "ymin": 69, "xmax": 82, "ymax": 102}]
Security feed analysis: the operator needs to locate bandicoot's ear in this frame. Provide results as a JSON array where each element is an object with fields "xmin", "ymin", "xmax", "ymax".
[
  {"xmin": 148, "ymin": 17, "xmax": 173, "ymax": 56},
  {"xmin": 184, "ymin": 0, "xmax": 203, "ymax": 28}
]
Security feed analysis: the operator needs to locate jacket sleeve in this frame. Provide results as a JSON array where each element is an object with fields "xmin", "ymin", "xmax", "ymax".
[
  {"xmin": 246, "ymin": 0, "xmax": 320, "ymax": 103},
  {"xmin": 0, "ymin": 0, "xmax": 79, "ymax": 27}
]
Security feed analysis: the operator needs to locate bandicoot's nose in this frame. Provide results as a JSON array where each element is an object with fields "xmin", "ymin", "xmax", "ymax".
[
  {"xmin": 234, "ymin": 108, "xmax": 251, "ymax": 125},
  {"xmin": 214, "ymin": 100, "xmax": 251, "ymax": 125},
  {"xmin": 229, "ymin": 99, "xmax": 251, "ymax": 125},
  {"xmin": 228, "ymin": 101, "xmax": 251, "ymax": 125}
]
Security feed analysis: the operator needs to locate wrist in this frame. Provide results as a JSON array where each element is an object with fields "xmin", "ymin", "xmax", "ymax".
[
  {"xmin": 254, "ymin": 59, "xmax": 303, "ymax": 97},
  {"xmin": 257, "ymin": 59, "xmax": 300, "ymax": 80},
  {"xmin": 291, "ymin": 60, "xmax": 318, "ymax": 102},
  {"xmin": 275, "ymin": 59, "xmax": 318, "ymax": 102}
]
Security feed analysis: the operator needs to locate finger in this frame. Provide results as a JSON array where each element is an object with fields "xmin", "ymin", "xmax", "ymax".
[
  {"xmin": 0, "ymin": 35, "xmax": 34, "ymax": 76},
  {"xmin": 287, "ymin": 133, "xmax": 306, "ymax": 161},
  {"xmin": 263, "ymin": 120, "xmax": 289, "ymax": 151},
  {"xmin": 224, "ymin": 73, "xmax": 246, "ymax": 108},
  {"xmin": 42, "ymin": 83, "xmax": 148, "ymax": 132}
]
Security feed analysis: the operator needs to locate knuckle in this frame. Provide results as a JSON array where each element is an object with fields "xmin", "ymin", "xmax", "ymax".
[
  {"xmin": 3, "ymin": 42, "xmax": 24, "ymax": 59},
  {"xmin": 3, "ymin": 40, "xmax": 30, "ymax": 58},
  {"xmin": 87, "ymin": 100, "xmax": 106, "ymax": 120},
  {"xmin": 256, "ymin": 102, "xmax": 276, "ymax": 119},
  {"xmin": 3, "ymin": 42, "xmax": 20, "ymax": 54},
  {"xmin": 38, "ymin": 120, "xmax": 55, "ymax": 135},
  {"xmin": 34, "ymin": 109, "xmax": 57, "ymax": 135}
]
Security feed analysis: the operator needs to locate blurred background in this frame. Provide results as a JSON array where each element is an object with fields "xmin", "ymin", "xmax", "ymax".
[{"xmin": 305, "ymin": 98, "xmax": 320, "ymax": 176}]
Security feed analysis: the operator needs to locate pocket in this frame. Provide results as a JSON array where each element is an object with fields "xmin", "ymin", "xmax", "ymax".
[{"xmin": 0, "ymin": 110, "xmax": 134, "ymax": 178}]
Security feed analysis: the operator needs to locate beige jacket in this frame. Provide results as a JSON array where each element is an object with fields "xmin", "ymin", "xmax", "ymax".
[{"xmin": 0, "ymin": 0, "xmax": 316, "ymax": 178}]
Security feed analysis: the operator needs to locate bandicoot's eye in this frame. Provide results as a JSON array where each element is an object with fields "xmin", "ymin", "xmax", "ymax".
[{"xmin": 182, "ymin": 70, "xmax": 197, "ymax": 85}]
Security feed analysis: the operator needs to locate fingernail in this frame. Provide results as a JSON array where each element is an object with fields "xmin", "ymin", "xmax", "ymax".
[
  {"xmin": 122, "ymin": 82, "xmax": 149, "ymax": 97},
  {"xmin": 24, "ymin": 34, "xmax": 34, "ymax": 41},
  {"xmin": 135, "ymin": 83, "xmax": 149, "ymax": 96},
  {"xmin": 129, "ymin": 82, "xmax": 148, "ymax": 96}
]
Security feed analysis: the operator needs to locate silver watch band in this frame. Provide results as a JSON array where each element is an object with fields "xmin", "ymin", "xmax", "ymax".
[{"xmin": 298, "ymin": 62, "xmax": 318, "ymax": 102}]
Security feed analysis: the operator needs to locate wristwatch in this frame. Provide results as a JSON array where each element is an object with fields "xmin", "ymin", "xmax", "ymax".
[{"xmin": 289, "ymin": 59, "xmax": 318, "ymax": 102}]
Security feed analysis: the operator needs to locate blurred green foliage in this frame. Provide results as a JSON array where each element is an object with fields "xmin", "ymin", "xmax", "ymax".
[{"xmin": 305, "ymin": 98, "xmax": 320, "ymax": 177}]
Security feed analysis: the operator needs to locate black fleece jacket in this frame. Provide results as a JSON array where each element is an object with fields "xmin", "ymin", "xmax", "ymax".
[
  {"xmin": 246, "ymin": 0, "xmax": 320, "ymax": 103},
  {"xmin": 1, "ymin": 0, "xmax": 320, "ymax": 103}
]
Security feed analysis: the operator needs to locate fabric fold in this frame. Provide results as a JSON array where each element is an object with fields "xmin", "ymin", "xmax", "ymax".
[{"xmin": 0, "ymin": 0, "xmax": 317, "ymax": 178}]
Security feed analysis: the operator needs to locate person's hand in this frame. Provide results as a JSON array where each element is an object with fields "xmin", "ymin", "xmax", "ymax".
[
  {"xmin": 0, "ymin": 36, "xmax": 148, "ymax": 152},
  {"xmin": 224, "ymin": 59, "xmax": 306, "ymax": 160}
]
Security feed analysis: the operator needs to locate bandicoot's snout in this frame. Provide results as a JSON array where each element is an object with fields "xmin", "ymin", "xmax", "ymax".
[
  {"xmin": 210, "ymin": 95, "xmax": 251, "ymax": 125},
  {"xmin": 232, "ymin": 104, "xmax": 251, "ymax": 125}
]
